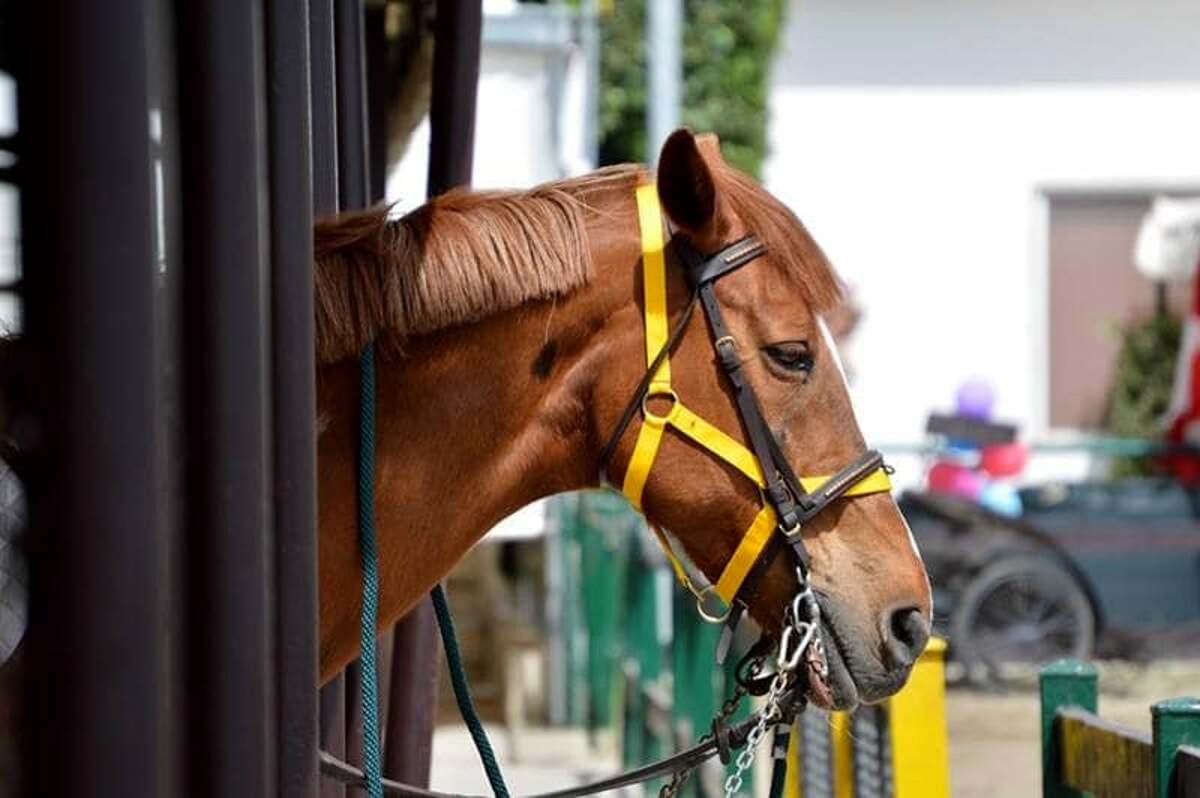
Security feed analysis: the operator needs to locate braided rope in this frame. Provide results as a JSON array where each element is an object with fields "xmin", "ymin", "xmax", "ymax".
[
  {"xmin": 431, "ymin": 583, "xmax": 511, "ymax": 797},
  {"xmin": 358, "ymin": 343, "xmax": 383, "ymax": 798}
]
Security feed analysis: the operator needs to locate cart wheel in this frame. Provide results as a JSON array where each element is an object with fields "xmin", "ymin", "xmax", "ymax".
[{"xmin": 949, "ymin": 554, "xmax": 1095, "ymax": 683}]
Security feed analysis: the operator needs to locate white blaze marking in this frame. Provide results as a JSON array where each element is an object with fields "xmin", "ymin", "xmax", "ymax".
[
  {"xmin": 818, "ymin": 315, "xmax": 925, "ymax": 565},
  {"xmin": 817, "ymin": 315, "xmax": 850, "ymax": 390}
]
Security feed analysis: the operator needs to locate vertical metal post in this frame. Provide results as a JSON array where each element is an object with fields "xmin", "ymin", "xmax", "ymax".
[
  {"xmin": 175, "ymin": 0, "xmax": 275, "ymax": 794},
  {"xmin": 645, "ymin": 0, "xmax": 682, "ymax": 161},
  {"xmin": 310, "ymin": 0, "xmax": 339, "ymax": 216},
  {"xmin": 1039, "ymin": 660, "xmax": 1097, "ymax": 798},
  {"xmin": 886, "ymin": 638, "xmax": 949, "ymax": 798},
  {"xmin": 379, "ymin": 0, "xmax": 484, "ymax": 786},
  {"xmin": 426, "ymin": 0, "xmax": 482, "ymax": 196},
  {"xmin": 333, "ymin": 3, "xmax": 372, "ymax": 792},
  {"xmin": 265, "ymin": 0, "xmax": 319, "ymax": 796},
  {"xmin": 17, "ymin": 2, "xmax": 169, "ymax": 796},
  {"xmin": 335, "ymin": 0, "xmax": 369, "ymax": 210},
  {"xmin": 1152, "ymin": 697, "xmax": 1200, "ymax": 797},
  {"xmin": 309, "ymin": 2, "xmax": 347, "ymax": 795}
]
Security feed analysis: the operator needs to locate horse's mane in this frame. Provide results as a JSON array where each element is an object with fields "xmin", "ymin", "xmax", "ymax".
[
  {"xmin": 313, "ymin": 164, "xmax": 641, "ymax": 363},
  {"xmin": 313, "ymin": 158, "xmax": 842, "ymax": 364}
]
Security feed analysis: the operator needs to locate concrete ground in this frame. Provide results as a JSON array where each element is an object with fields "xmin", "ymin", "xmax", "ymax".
[{"xmin": 429, "ymin": 724, "xmax": 625, "ymax": 796}]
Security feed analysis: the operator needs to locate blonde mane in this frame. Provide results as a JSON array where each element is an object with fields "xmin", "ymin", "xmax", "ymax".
[{"xmin": 313, "ymin": 165, "xmax": 641, "ymax": 363}]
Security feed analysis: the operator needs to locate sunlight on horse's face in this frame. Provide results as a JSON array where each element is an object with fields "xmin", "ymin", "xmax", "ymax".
[{"xmin": 620, "ymin": 129, "xmax": 932, "ymax": 710}]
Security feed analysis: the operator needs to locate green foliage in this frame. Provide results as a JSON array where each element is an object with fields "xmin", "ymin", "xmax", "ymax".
[
  {"xmin": 1104, "ymin": 311, "xmax": 1182, "ymax": 477},
  {"xmin": 597, "ymin": 0, "xmax": 788, "ymax": 177}
]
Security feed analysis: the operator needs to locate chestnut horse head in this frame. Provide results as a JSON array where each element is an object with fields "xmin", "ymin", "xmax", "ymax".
[{"xmin": 313, "ymin": 128, "xmax": 930, "ymax": 710}]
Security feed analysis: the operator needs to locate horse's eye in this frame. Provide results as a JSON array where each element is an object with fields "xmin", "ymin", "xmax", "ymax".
[{"xmin": 764, "ymin": 342, "xmax": 813, "ymax": 374}]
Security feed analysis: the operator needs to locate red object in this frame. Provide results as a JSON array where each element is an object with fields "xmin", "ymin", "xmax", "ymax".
[
  {"xmin": 1164, "ymin": 265, "xmax": 1200, "ymax": 482},
  {"xmin": 979, "ymin": 442, "xmax": 1030, "ymax": 478},
  {"xmin": 927, "ymin": 460, "xmax": 983, "ymax": 499}
]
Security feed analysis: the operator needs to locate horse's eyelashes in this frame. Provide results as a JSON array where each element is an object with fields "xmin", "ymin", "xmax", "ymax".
[{"xmin": 764, "ymin": 341, "xmax": 814, "ymax": 375}]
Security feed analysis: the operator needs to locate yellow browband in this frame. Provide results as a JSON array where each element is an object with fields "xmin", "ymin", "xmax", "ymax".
[{"xmin": 621, "ymin": 183, "xmax": 892, "ymax": 618}]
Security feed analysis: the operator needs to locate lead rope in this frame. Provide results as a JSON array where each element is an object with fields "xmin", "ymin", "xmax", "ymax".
[
  {"xmin": 431, "ymin": 583, "xmax": 511, "ymax": 797},
  {"xmin": 358, "ymin": 343, "xmax": 384, "ymax": 798},
  {"xmin": 358, "ymin": 343, "xmax": 510, "ymax": 797}
]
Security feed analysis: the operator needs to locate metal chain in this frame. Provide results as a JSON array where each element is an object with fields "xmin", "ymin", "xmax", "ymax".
[
  {"xmin": 722, "ymin": 583, "xmax": 823, "ymax": 798},
  {"xmin": 722, "ymin": 664, "xmax": 790, "ymax": 797},
  {"xmin": 658, "ymin": 678, "xmax": 754, "ymax": 798}
]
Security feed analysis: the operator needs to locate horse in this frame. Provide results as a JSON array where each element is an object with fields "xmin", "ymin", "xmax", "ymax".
[{"xmin": 312, "ymin": 128, "xmax": 932, "ymax": 712}]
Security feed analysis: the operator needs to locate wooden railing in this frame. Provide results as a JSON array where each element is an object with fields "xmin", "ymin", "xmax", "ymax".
[{"xmin": 1040, "ymin": 660, "xmax": 1200, "ymax": 797}]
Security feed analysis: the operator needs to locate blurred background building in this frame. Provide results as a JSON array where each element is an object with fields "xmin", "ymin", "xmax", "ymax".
[{"xmin": 764, "ymin": 0, "xmax": 1200, "ymax": 486}]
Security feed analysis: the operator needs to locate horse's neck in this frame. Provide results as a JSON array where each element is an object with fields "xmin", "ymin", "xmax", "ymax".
[{"xmin": 315, "ymin": 270, "xmax": 628, "ymax": 680}]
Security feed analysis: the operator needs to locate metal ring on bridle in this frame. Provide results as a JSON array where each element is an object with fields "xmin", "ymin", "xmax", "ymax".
[
  {"xmin": 695, "ymin": 585, "xmax": 732, "ymax": 624},
  {"xmin": 641, "ymin": 388, "xmax": 680, "ymax": 424}
]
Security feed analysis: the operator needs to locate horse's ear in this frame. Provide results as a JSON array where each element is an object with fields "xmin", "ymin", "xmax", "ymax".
[
  {"xmin": 693, "ymin": 133, "xmax": 724, "ymax": 164},
  {"xmin": 656, "ymin": 128, "xmax": 722, "ymax": 239}
]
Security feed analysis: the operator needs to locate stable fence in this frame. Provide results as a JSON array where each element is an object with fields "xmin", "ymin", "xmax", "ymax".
[{"xmin": 1041, "ymin": 660, "xmax": 1200, "ymax": 798}]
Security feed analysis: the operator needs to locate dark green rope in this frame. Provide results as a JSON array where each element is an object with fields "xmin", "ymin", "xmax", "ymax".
[
  {"xmin": 431, "ymin": 583, "xmax": 511, "ymax": 798},
  {"xmin": 357, "ymin": 343, "xmax": 383, "ymax": 798},
  {"xmin": 358, "ymin": 341, "xmax": 509, "ymax": 797}
]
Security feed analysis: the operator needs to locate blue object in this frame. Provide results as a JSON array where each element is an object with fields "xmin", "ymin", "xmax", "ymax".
[{"xmin": 979, "ymin": 481, "xmax": 1023, "ymax": 517}]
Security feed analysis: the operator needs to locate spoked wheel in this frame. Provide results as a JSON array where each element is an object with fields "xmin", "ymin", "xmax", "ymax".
[{"xmin": 949, "ymin": 554, "xmax": 1095, "ymax": 684}]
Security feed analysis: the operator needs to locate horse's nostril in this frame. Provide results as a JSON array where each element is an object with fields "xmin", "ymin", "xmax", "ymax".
[{"xmin": 884, "ymin": 606, "xmax": 931, "ymax": 670}]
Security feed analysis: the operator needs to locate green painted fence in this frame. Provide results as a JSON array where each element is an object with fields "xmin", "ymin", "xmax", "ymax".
[
  {"xmin": 554, "ymin": 490, "xmax": 952, "ymax": 798},
  {"xmin": 1040, "ymin": 660, "xmax": 1200, "ymax": 797}
]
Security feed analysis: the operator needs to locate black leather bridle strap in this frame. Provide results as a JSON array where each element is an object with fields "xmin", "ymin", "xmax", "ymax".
[
  {"xmin": 728, "ymin": 449, "xmax": 887, "ymax": 612},
  {"xmin": 596, "ymin": 289, "xmax": 700, "ymax": 485},
  {"xmin": 320, "ymin": 715, "xmax": 759, "ymax": 798},
  {"xmin": 679, "ymin": 238, "xmax": 807, "ymax": 542}
]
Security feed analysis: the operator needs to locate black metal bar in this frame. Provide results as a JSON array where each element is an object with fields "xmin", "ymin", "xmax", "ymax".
[
  {"xmin": 383, "ymin": 601, "xmax": 440, "ymax": 787},
  {"xmin": 426, "ymin": 0, "xmax": 482, "ymax": 197},
  {"xmin": 175, "ymin": 0, "xmax": 276, "ymax": 795},
  {"xmin": 321, "ymin": 677, "xmax": 349, "ymax": 798},
  {"xmin": 365, "ymin": 3, "xmax": 388, "ymax": 203},
  {"xmin": 333, "ymin": 2, "xmax": 371, "ymax": 793},
  {"xmin": 379, "ymin": 0, "xmax": 486, "ymax": 787},
  {"xmin": 335, "ymin": 0, "xmax": 369, "ymax": 210},
  {"xmin": 310, "ymin": 0, "xmax": 338, "ymax": 216},
  {"xmin": 265, "ymin": 0, "xmax": 319, "ymax": 796},
  {"xmin": 310, "ymin": 1, "xmax": 346, "ymax": 795},
  {"xmin": 16, "ymin": 1, "xmax": 168, "ymax": 796}
]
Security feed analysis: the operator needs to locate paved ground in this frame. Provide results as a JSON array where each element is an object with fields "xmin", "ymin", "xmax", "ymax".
[
  {"xmin": 429, "ymin": 725, "xmax": 623, "ymax": 796},
  {"xmin": 428, "ymin": 658, "xmax": 1200, "ymax": 797}
]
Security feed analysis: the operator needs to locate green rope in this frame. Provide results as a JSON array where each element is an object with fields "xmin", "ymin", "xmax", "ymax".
[
  {"xmin": 358, "ymin": 341, "xmax": 509, "ymax": 797},
  {"xmin": 357, "ymin": 343, "xmax": 383, "ymax": 798},
  {"xmin": 431, "ymin": 583, "xmax": 511, "ymax": 798}
]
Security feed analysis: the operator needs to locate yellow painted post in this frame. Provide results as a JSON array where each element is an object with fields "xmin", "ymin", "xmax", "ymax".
[
  {"xmin": 830, "ymin": 712, "xmax": 854, "ymax": 798},
  {"xmin": 887, "ymin": 637, "xmax": 950, "ymax": 798},
  {"xmin": 784, "ymin": 720, "xmax": 802, "ymax": 798}
]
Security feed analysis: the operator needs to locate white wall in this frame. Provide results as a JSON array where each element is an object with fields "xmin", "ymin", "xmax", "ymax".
[
  {"xmin": 387, "ymin": 3, "xmax": 590, "ymax": 210},
  {"xmin": 764, "ymin": 0, "xmax": 1200, "ymax": 487}
]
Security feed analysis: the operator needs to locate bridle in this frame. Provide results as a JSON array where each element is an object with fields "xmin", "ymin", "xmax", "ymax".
[
  {"xmin": 323, "ymin": 182, "xmax": 899, "ymax": 798},
  {"xmin": 597, "ymin": 183, "xmax": 892, "ymax": 644}
]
